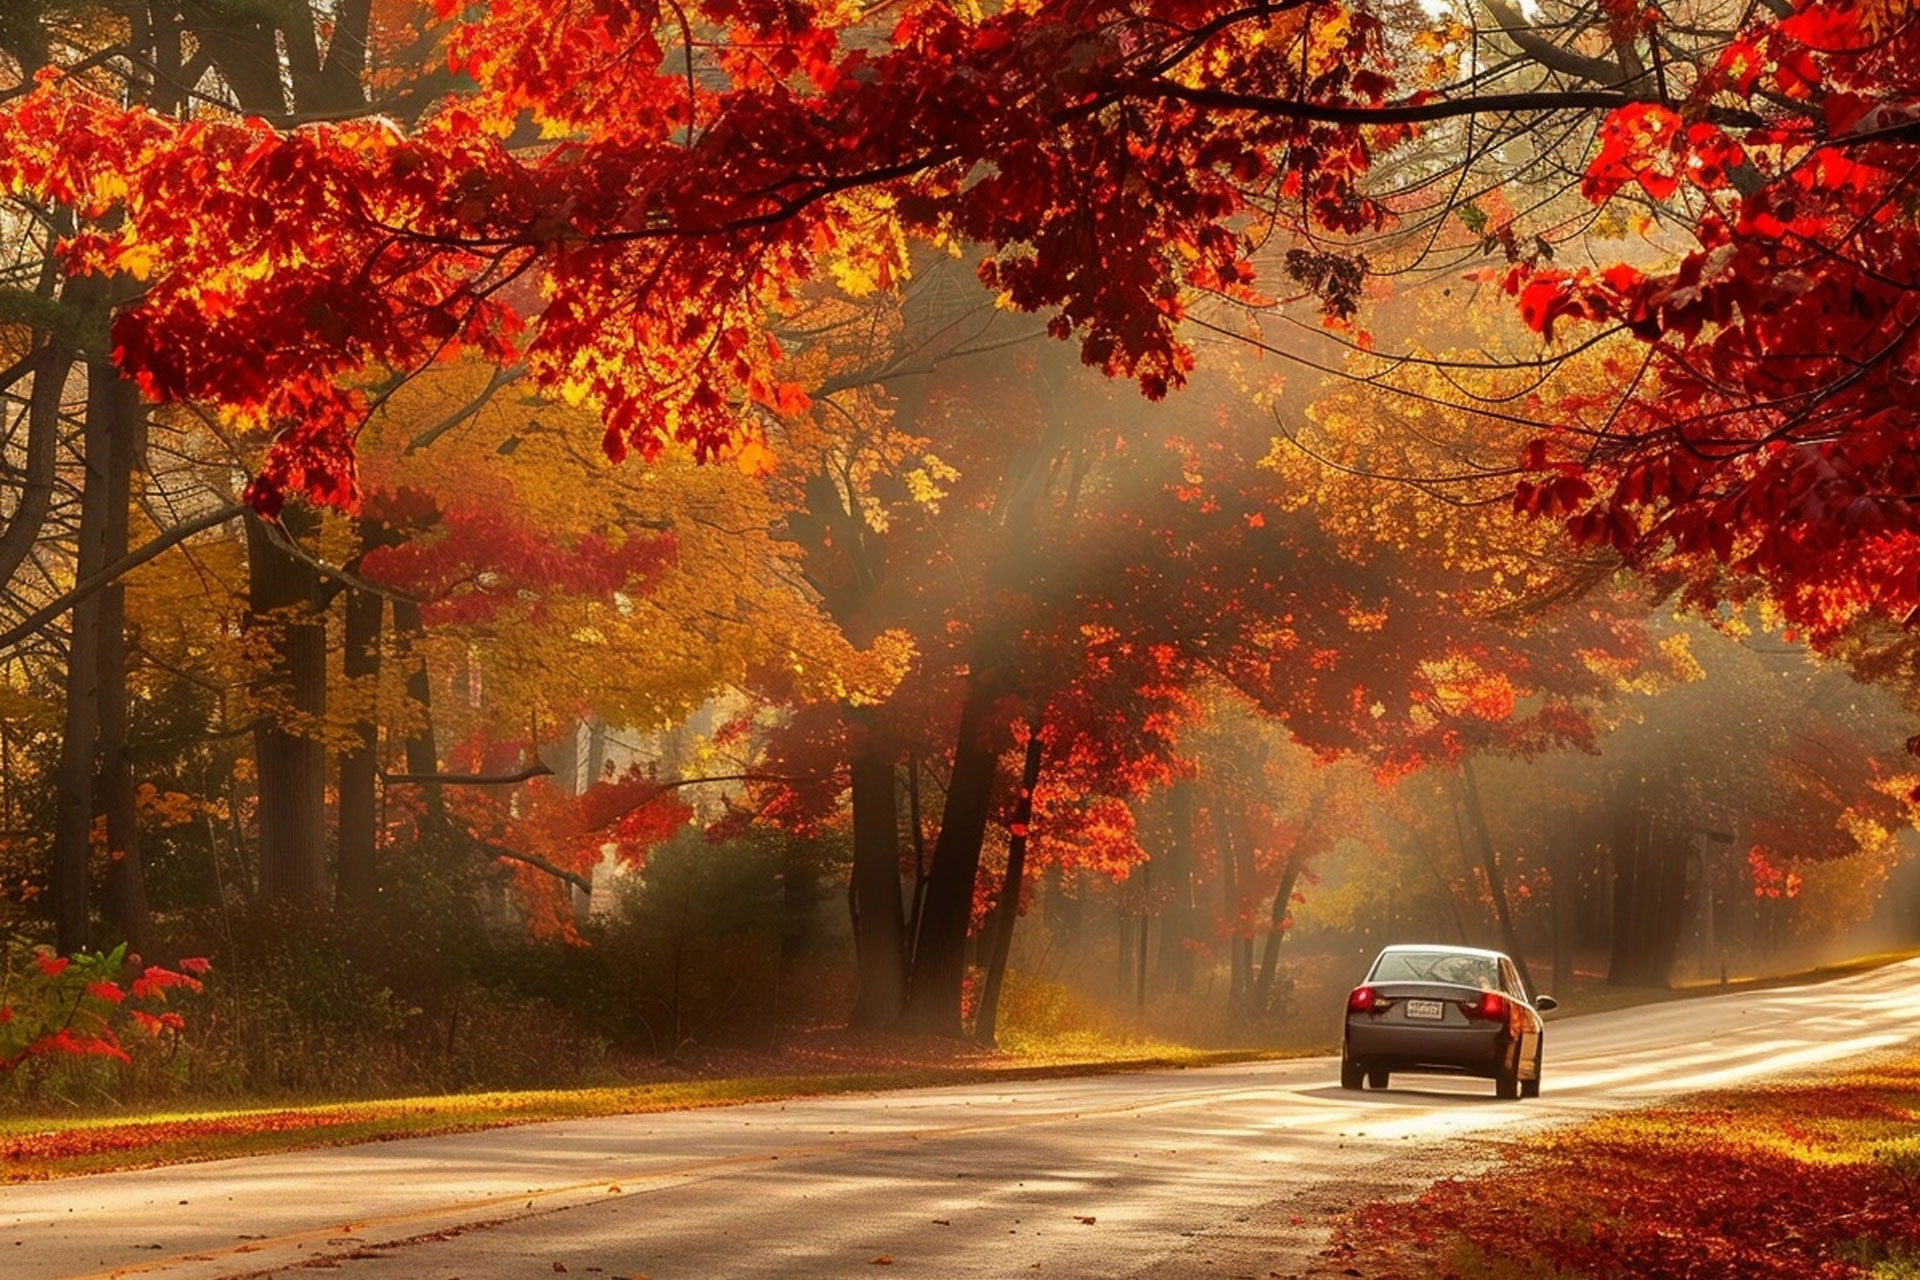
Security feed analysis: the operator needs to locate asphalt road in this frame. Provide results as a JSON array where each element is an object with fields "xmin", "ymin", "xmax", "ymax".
[{"xmin": 8, "ymin": 956, "xmax": 1918, "ymax": 1280}]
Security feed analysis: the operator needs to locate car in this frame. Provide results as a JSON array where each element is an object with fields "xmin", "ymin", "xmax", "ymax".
[{"xmin": 1340, "ymin": 943, "xmax": 1558, "ymax": 1100}]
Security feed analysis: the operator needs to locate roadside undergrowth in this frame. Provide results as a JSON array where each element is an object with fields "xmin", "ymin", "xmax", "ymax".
[{"xmin": 1315, "ymin": 1052, "xmax": 1920, "ymax": 1280}]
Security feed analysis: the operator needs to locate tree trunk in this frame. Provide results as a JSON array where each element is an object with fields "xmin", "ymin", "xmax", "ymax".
[
  {"xmin": 246, "ymin": 509, "xmax": 329, "ymax": 904},
  {"xmin": 585, "ymin": 715, "xmax": 607, "ymax": 788},
  {"xmin": 974, "ymin": 724, "xmax": 1043, "ymax": 1047},
  {"xmin": 1406, "ymin": 824, "xmax": 1470, "ymax": 943},
  {"xmin": 1252, "ymin": 847, "xmax": 1306, "ymax": 1013},
  {"xmin": 847, "ymin": 749, "xmax": 907, "ymax": 1028},
  {"xmin": 1606, "ymin": 787, "xmax": 1641, "ymax": 985},
  {"xmin": 95, "ymin": 367, "xmax": 148, "ymax": 952},
  {"xmin": 1549, "ymin": 810, "xmax": 1573, "ymax": 999},
  {"xmin": 336, "ymin": 575, "xmax": 382, "ymax": 910},
  {"xmin": 1220, "ymin": 799, "xmax": 1256, "ymax": 1011},
  {"xmin": 1605, "ymin": 780, "xmax": 1684, "ymax": 989},
  {"xmin": 392, "ymin": 598, "xmax": 445, "ymax": 830},
  {"xmin": 52, "ymin": 360, "xmax": 119, "ymax": 953},
  {"xmin": 0, "ymin": 326, "xmax": 70, "ymax": 595},
  {"xmin": 1155, "ymin": 780, "xmax": 1199, "ymax": 994},
  {"xmin": 904, "ymin": 753, "xmax": 930, "ymax": 957},
  {"xmin": 1135, "ymin": 864, "xmax": 1151, "ymax": 1016},
  {"xmin": 898, "ymin": 677, "xmax": 1003, "ymax": 1037},
  {"xmin": 1460, "ymin": 756, "xmax": 1537, "ymax": 997},
  {"xmin": 1647, "ymin": 822, "xmax": 1690, "ymax": 985}
]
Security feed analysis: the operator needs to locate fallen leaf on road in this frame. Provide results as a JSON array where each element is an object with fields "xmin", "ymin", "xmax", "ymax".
[
  {"xmin": 870, "ymin": 1254, "xmax": 893, "ymax": 1265},
  {"xmin": 607, "ymin": 1185, "xmax": 621, "ymax": 1194},
  {"xmin": 1077, "ymin": 1217, "xmax": 1096, "ymax": 1225},
  {"xmin": 553, "ymin": 1264, "xmax": 568, "ymax": 1273}
]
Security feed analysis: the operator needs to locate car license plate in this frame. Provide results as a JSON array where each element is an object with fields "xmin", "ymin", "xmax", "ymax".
[{"xmin": 1405, "ymin": 999, "xmax": 1444, "ymax": 1020}]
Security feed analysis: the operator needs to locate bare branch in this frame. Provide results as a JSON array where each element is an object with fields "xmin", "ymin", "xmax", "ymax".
[
  {"xmin": 383, "ymin": 761, "xmax": 555, "ymax": 786},
  {"xmin": 0, "ymin": 500, "xmax": 246, "ymax": 655},
  {"xmin": 1477, "ymin": 0, "xmax": 1631, "ymax": 86}
]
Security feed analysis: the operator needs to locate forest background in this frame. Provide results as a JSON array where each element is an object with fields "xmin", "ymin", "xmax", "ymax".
[{"xmin": 1, "ymin": 0, "xmax": 1918, "ymax": 1103}]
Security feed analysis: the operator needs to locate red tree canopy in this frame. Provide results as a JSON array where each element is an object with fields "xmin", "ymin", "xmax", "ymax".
[{"xmin": 1514, "ymin": 4, "xmax": 1920, "ymax": 641}]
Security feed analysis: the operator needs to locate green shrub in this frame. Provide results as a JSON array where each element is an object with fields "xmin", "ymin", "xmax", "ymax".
[{"xmin": 587, "ymin": 830, "xmax": 807, "ymax": 1058}]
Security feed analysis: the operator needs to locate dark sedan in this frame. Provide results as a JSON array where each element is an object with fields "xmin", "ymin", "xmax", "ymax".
[{"xmin": 1340, "ymin": 944, "xmax": 1557, "ymax": 1099}]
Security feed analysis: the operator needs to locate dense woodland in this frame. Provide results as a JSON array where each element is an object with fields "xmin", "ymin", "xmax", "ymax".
[{"xmin": 0, "ymin": 0, "xmax": 1918, "ymax": 1097}]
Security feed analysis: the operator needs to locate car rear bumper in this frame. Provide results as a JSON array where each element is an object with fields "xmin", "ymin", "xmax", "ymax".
[{"xmin": 1344, "ymin": 1021, "xmax": 1508, "ymax": 1076}]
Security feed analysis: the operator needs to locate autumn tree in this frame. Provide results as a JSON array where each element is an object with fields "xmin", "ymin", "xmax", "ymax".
[
  {"xmin": 352, "ymin": 360, "xmax": 911, "ymax": 926},
  {"xmin": 3, "ymin": 0, "xmax": 1915, "ymax": 1035}
]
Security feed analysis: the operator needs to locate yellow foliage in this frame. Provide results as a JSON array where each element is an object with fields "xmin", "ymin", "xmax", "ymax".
[
  {"xmin": 824, "ymin": 190, "xmax": 912, "ymax": 298},
  {"xmin": 135, "ymin": 782, "xmax": 219, "ymax": 828},
  {"xmin": 1264, "ymin": 325, "xmax": 1646, "ymax": 617},
  {"xmin": 357, "ymin": 358, "xmax": 910, "ymax": 742},
  {"xmin": 0, "ymin": 676, "xmax": 56, "ymax": 729}
]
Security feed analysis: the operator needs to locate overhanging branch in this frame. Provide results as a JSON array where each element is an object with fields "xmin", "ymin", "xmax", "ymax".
[
  {"xmin": 383, "ymin": 761, "xmax": 554, "ymax": 786},
  {"xmin": 1137, "ymin": 81, "xmax": 1642, "ymax": 127},
  {"xmin": 484, "ymin": 841, "xmax": 593, "ymax": 893},
  {"xmin": 0, "ymin": 501, "xmax": 245, "ymax": 654}
]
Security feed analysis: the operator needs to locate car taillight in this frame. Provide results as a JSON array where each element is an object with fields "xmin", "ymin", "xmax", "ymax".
[
  {"xmin": 1465, "ymin": 992, "xmax": 1509, "ymax": 1021},
  {"xmin": 1347, "ymin": 985, "xmax": 1378, "ymax": 1013}
]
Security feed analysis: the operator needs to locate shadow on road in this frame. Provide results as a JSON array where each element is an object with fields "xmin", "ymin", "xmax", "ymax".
[{"xmin": 1294, "ymin": 1085, "xmax": 1511, "ymax": 1107}]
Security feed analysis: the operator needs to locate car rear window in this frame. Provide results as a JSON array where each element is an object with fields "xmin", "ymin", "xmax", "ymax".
[{"xmin": 1369, "ymin": 951, "xmax": 1498, "ymax": 990}]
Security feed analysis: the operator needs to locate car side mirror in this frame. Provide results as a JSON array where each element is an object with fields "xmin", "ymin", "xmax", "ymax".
[{"xmin": 1535, "ymin": 995, "xmax": 1559, "ymax": 1012}]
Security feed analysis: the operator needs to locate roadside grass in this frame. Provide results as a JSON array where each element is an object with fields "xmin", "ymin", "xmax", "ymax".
[
  {"xmin": 1314, "ymin": 1050, "xmax": 1920, "ymax": 1280},
  {"xmin": 0, "ymin": 1041, "xmax": 1280, "ymax": 1182}
]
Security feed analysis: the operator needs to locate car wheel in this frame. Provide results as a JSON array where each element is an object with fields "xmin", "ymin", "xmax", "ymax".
[
  {"xmin": 1521, "ymin": 1050, "xmax": 1542, "ymax": 1099},
  {"xmin": 1366, "ymin": 1068, "xmax": 1389, "ymax": 1090},
  {"xmin": 1494, "ymin": 1044, "xmax": 1521, "ymax": 1101},
  {"xmin": 1340, "ymin": 1055, "xmax": 1363, "ymax": 1091}
]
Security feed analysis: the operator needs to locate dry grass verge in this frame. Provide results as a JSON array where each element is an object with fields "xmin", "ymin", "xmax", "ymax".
[{"xmin": 0, "ymin": 1025, "xmax": 1280, "ymax": 1182}]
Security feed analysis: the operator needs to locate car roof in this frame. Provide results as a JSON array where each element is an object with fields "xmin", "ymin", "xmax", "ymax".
[{"xmin": 1374, "ymin": 944, "xmax": 1508, "ymax": 961}]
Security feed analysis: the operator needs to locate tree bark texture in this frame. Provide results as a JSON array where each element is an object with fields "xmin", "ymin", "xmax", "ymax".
[
  {"xmin": 95, "ymin": 366, "xmax": 148, "ymax": 952},
  {"xmin": 974, "ymin": 725, "xmax": 1044, "ymax": 1047},
  {"xmin": 1219, "ymin": 799, "xmax": 1253, "ymax": 1010},
  {"xmin": 898, "ymin": 677, "xmax": 1002, "ymax": 1036},
  {"xmin": 336, "ymin": 575, "xmax": 382, "ymax": 909},
  {"xmin": 0, "ymin": 327, "xmax": 71, "ymax": 596},
  {"xmin": 1155, "ymin": 780, "xmax": 1199, "ymax": 994},
  {"xmin": 246, "ymin": 510, "xmax": 329, "ymax": 904},
  {"xmin": 51, "ymin": 361, "xmax": 118, "ymax": 953},
  {"xmin": 1252, "ymin": 847, "xmax": 1306, "ymax": 1013}
]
